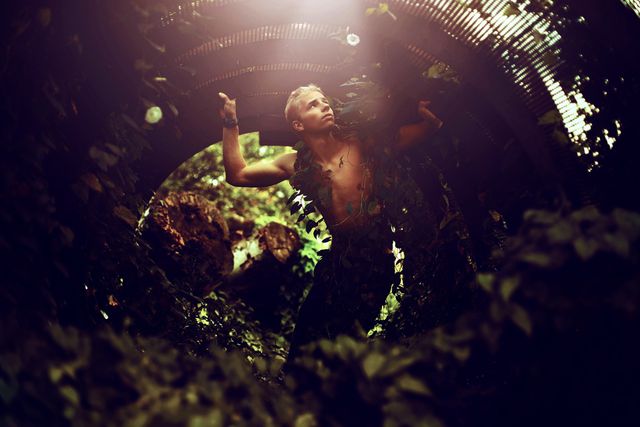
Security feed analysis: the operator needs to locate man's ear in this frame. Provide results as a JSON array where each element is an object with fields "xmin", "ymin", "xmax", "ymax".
[{"xmin": 292, "ymin": 120, "xmax": 304, "ymax": 132}]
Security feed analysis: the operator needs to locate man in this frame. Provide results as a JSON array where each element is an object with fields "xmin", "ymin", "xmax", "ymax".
[{"xmin": 218, "ymin": 84, "xmax": 443, "ymax": 365}]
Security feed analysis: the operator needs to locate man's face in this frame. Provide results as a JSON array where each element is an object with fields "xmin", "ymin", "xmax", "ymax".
[{"xmin": 292, "ymin": 90, "xmax": 335, "ymax": 134}]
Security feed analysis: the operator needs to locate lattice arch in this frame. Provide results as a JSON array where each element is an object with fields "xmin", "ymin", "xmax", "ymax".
[{"xmin": 146, "ymin": 0, "xmax": 637, "ymax": 202}]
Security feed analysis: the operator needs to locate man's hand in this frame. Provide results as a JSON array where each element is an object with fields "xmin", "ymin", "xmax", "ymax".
[
  {"xmin": 218, "ymin": 92, "xmax": 237, "ymax": 119},
  {"xmin": 417, "ymin": 99, "xmax": 443, "ymax": 128},
  {"xmin": 393, "ymin": 100, "xmax": 443, "ymax": 152}
]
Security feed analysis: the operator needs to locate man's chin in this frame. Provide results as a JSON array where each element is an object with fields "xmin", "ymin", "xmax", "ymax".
[
  {"xmin": 303, "ymin": 123, "xmax": 337, "ymax": 135},
  {"xmin": 317, "ymin": 123, "xmax": 336, "ymax": 132}
]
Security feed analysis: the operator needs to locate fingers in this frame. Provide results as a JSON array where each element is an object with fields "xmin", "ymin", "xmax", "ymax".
[
  {"xmin": 418, "ymin": 100, "xmax": 432, "ymax": 107},
  {"xmin": 219, "ymin": 91, "xmax": 237, "ymax": 102},
  {"xmin": 218, "ymin": 91, "xmax": 237, "ymax": 119}
]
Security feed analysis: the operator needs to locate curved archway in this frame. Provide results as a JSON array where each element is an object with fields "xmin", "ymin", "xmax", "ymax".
[{"xmin": 134, "ymin": 0, "xmax": 635, "ymax": 210}]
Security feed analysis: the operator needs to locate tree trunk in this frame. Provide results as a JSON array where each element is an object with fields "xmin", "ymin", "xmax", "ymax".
[{"xmin": 140, "ymin": 191, "xmax": 234, "ymax": 296}]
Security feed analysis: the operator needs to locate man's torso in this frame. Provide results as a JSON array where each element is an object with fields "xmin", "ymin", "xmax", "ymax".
[{"xmin": 286, "ymin": 135, "xmax": 383, "ymax": 236}]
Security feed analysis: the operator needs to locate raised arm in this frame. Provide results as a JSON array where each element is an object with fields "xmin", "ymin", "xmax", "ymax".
[
  {"xmin": 226, "ymin": 151, "xmax": 296, "ymax": 187},
  {"xmin": 218, "ymin": 92, "xmax": 296, "ymax": 187},
  {"xmin": 393, "ymin": 100, "xmax": 444, "ymax": 153}
]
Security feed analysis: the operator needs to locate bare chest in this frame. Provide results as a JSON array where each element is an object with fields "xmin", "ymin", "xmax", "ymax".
[{"xmin": 315, "ymin": 143, "xmax": 378, "ymax": 229}]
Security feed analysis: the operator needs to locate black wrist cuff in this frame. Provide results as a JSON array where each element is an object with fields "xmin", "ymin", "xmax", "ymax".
[{"xmin": 222, "ymin": 117, "xmax": 239, "ymax": 128}]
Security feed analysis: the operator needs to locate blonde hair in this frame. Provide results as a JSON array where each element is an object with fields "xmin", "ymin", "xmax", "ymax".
[{"xmin": 284, "ymin": 83, "xmax": 326, "ymax": 126}]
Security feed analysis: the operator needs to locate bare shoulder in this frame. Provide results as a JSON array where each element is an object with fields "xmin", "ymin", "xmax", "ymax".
[{"xmin": 273, "ymin": 151, "xmax": 297, "ymax": 176}]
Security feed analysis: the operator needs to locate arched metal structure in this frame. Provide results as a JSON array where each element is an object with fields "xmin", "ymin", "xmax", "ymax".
[{"xmin": 141, "ymin": 0, "xmax": 639, "ymax": 205}]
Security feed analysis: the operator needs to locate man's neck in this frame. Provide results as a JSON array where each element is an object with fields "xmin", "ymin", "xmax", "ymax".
[{"xmin": 302, "ymin": 129, "xmax": 344, "ymax": 165}]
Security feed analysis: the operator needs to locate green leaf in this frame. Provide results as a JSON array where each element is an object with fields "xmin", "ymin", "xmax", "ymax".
[
  {"xmin": 612, "ymin": 208, "xmax": 640, "ymax": 238},
  {"xmin": 602, "ymin": 233, "xmax": 630, "ymax": 257},
  {"xmin": 303, "ymin": 203, "xmax": 315, "ymax": 215},
  {"xmin": 364, "ymin": 3, "xmax": 394, "ymax": 19},
  {"xmin": 500, "ymin": 276, "xmax": 519, "ymax": 301},
  {"xmin": 305, "ymin": 219, "xmax": 317, "ymax": 233},
  {"xmin": 89, "ymin": 146, "xmax": 118, "ymax": 171},
  {"xmin": 80, "ymin": 173, "xmax": 103, "ymax": 193},
  {"xmin": 60, "ymin": 385, "xmax": 80, "ymax": 405},
  {"xmin": 363, "ymin": 352, "xmax": 387, "ymax": 378},
  {"xmin": 289, "ymin": 202, "xmax": 301, "ymax": 214},
  {"xmin": 396, "ymin": 374, "xmax": 432, "ymax": 396},
  {"xmin": 317, "ymin": 249, "xmax": 331, "ymax": 257},
  {"xmin": 452, "ymin": 345, "xmax": 471, "ymax": 362},
  {"xmin": 286, "ymin": 191, "xmax": 298, "ymax": 205},
  {"xmin": 189, "ymin": 410, "xmax": 224, "ymax": 427},
  {"xmin": 49, "ymin": 366, "xmax": 64, "ymax": 383},
  {"xmin": 439, "ymin": 210, "xmax": 460, "ymax": 230},
  {"xmin": 502, "ymin": 1, "xmax": 521, "ymax": 16},
  {"xmin": 570, "ymin": 205, "xmax": 600, "ymax": 223},
  {"xmin": 367, "ymin": 200, "xmax": 380, "ymax": 215},
  {"xmin": 379, "ymin": 356, "xmax": 418, "ymax": 377},
  {"xmin": 476, "ymin": 273, "xmax": 495, "ymax": 293},
  {"xmin": 293, "ymin": 413, "xmax": 317, "ymax": 427},
  {"xmin": 143, "ymin": 35, "xmax": 166, "ymax": 53},
  {"xmin": 254, "ymin": 357, "xmax": 267, "ymax": 373},
  {"xmin": 335, "ymin": 335, "xmax": 362, "ymax": 359},
  {"xmin": 523, "ymin": 209, "xmax": 558, "ymax": 225},
  {"xmin": 538, "ymin": 109, "xmax": 563, "ymax": 125},
  {"xmin": 573, "ymin": 237, "xmax": 598, "ymax": 260},
  {"xmin": 490, "ymin": 301, "xmax": 505, "ymax": 321},
  {"xmin": 552, "ymin": 128, "xmax": 569, "ymax": 144},
  {"xmin": 547, "ymin": 220, "xmax": 574, "ymax": 243},
  {"xmin": 510, "ymin": 304, "xmax": 532, "ymax": 336},
  {"xmin": 520, "ymin": 252, "xmax": 552, "ymax": 268}
]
